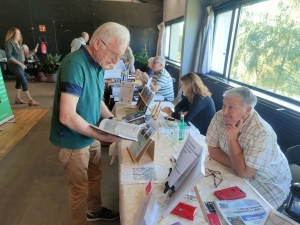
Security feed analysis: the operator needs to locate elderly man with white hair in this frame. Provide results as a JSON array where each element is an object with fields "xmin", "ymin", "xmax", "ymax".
[
  {"xmin": 205, "ymin": 86, "xmax": 291, "ymax": 209},
  {"xmin": 137, "ymin": 56, "xmax": 174, "ymax": 101},
  {"xmin": 50, "ymin": 22, "xmax": 129, "ymax": 224}
]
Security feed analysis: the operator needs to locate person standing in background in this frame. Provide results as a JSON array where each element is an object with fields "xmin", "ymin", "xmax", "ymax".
[
  {"xmin": 5, "ymin": 27, "xmax": 39, "ymax": 106},
  {"xmin": 70, "ymin": 32, "xmax": 89, "ymax": 52},
  {"xmin": 50, "ymin": 22, "xmax": 130, "ymax": 224}
]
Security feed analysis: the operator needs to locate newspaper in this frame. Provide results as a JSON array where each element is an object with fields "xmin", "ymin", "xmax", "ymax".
[{"xmin": 213, "ymin": 199, "xmax": 268, "ymax": 225}]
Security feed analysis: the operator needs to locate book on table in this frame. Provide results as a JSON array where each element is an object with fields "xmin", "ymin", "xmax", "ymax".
[
  {"xmin": 90, "ymin": 118, "xmax": 141, "ymax": 141},
  {"xmin": 122, "ymin": 85, "xmax": 155, "ymax": 124},
  {"xmin": 213, "ymin": 199, "xmax": 268, "ymax": 225},
  {"xmin": 127, "ymin": 117, "xmax": 159, "ymax": 163}
]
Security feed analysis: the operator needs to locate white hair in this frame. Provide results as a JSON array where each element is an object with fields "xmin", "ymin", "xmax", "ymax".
[
  {"xmin": 155, "ymin": 56, "xmax": 165, "ymax": 68},
  {"xmin": 148, "ymin": 57, "xmax": 155, "ymax": 63},
  {"xmin": 90, "ymin": 22, "xmax": 130, "ymax": 47},
  {"xmin": 223, "ymin": 87, "xmax": 257, "ymax": 109}
]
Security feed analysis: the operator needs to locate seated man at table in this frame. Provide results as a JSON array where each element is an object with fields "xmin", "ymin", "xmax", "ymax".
[
  {"xmin": 205, "ymin": 86, "xmax": 291, "ymax": 209},
  {"xmin": 0, "ymin": 48, "xmax": 7, "ymax": 71},
  {"xmin": 22, "ymin": 44, "xmax": 40, "ymax": 76},
  {"xmin": 22, "ymin": 44, "xmax": 40, "ymax": 62},
  {"xmin": 137, "ymin": 56, "xmax": 174, "ymax": 101}
]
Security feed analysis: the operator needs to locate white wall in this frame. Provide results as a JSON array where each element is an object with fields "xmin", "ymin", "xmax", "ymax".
[{"xmin": 163, "ymin": 0, "xmax": 186, "ymax": 22}]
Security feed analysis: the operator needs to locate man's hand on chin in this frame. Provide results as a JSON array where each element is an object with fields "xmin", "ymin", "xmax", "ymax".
[{"xmin": 225, "ymin": 119, "xmax": 243, "ymax": 142}]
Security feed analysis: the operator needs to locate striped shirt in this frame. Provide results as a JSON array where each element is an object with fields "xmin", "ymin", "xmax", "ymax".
[
  {"xmin": 151, "ymin": 68, "xmax": 174, "ymax": 101},
  {"xmin": 206, "ymin": 110, "xmax": 291, "ymax": 209}
]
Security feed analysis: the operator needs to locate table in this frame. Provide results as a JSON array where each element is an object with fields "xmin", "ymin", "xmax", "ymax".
[{"xmin": 111, "ymin": 102, "xmax": 272, "ymax": 225}]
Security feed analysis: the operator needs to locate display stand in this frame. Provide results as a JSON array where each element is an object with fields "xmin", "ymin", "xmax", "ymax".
[
  {"xmin": 0, "ymin": 70, "xmax": 14, "ymax": 126},
  {"xmin": 193, "ymin": 186, "xmax": 209, "ymax": 222},
  {"xmin": 127, "ymin": 139, "xmax": 155, "ymax": 163},
  {"xmin": 122, "ymin": 85, "xmax": 155, "ymax": 124},
  {"xmin": 150, "ymin": 101, "xmax": 162, "ymax": 140}
]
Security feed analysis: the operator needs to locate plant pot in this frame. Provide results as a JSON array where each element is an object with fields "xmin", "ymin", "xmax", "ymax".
[{"xmin": 46, "ymin": 74, "xmax": 57, "ymax": 83}]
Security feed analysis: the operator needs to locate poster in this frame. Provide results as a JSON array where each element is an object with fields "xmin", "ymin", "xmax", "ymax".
[{"xmin": 0, "ymin": 70, "xmax": 14, "ymax": 125}]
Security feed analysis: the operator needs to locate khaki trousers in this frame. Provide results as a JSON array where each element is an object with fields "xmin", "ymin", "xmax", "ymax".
[{"xmin": 58, "ymin": 140, "xmax": 102, "ymax": 225}]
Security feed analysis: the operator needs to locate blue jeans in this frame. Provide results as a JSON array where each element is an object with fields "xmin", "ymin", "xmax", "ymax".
[{"xmin": 8, "ymin": 63, "xmax": 28, "ymax": 91}]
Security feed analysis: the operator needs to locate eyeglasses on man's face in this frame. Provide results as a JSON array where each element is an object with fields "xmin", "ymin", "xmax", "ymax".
[
  {"xmin": 100, "ymin": 39, "xmax": 124, "ymax": 59},
  {"xmin": 205, "ymin": 168, "xmax": 223, "ymax": 188}
]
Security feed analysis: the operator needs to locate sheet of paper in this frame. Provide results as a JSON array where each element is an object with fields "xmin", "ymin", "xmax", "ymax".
[
  {"xmin": 167, "ymin": 133, "xmax": 204, "ymax": 187},
  {"xmin": 104, "ymin": 69, "xmax": 121, "ymax": 79},
  {"xmin": 119, "ymin": 81, "xmax": 134, "ymax": 104},
  {"xmin": 134, "ymin": 191, "xmax": 160, "ymax": 225},
  {"xmin": 120, "ymin": 163, "xmax": 168, "ymax": 184}
]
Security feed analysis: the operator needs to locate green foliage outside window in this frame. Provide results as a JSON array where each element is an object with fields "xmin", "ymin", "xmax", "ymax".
[{"xmin": 230, "ymin": 0, "xmax": 300, "ymax": 101}]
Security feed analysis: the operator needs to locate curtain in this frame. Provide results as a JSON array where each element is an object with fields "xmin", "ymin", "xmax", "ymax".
[
  {"xmin": 156, "ymin": 22, "xmax": 165, "ymax": 56},
  {"xmin": 193, "ymin": 6, "xmax": 214, "ymax": 74}
]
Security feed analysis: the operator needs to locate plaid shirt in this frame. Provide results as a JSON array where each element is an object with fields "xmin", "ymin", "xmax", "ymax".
[{"xmin": 206, "ymin": 110, "xmax": 291, "ymax": 209}]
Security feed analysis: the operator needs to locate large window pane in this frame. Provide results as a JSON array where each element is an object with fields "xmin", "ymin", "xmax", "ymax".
[
  {"xmin": 211, "ymin": 11, "xmax": 232, "ymax": 74},
  {"xmin": 230, "ymin": 0, "xmax": 300, "ymax": 101},
  {"xmin": 168, "ymin": 21, "xmax": 184, "ymax": 62}
]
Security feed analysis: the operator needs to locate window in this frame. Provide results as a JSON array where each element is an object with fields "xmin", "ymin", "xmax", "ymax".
[
  {"xmin": 211, "ymin": 0, "xmax": 300, "ymax": 103},
  {"xmin": 164, "ymin": 18, "xmax": 184, "ymax": 63}
]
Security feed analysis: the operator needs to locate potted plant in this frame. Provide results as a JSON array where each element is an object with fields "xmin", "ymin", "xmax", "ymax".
[
  {"xmin": 39, "ymin": 53, "xmax": 61, "ymax": 83},
  {"xmin": 133, "ymin": 48, "xmax": 149, "ymax": 71}
]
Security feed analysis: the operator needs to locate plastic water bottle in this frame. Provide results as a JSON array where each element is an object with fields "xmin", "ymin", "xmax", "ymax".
[{"xmin": 178, "ymin": 114, "xmax": 185, "ymax": 140}]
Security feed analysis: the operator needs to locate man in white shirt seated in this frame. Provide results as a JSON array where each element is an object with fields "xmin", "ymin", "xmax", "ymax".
[
  {"xmin": 70, "ymin": 32, "xmax": 89, "ymax": 52},
  {"xmin": 205, "ymin": 86, "xmax": 291, "ymax": 209}
]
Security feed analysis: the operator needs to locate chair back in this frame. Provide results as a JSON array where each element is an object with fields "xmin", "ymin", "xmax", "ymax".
[
  {"xmin": 286, "ymin": 145, "xmax": 300, "ymax": 166},
  {"xmin": 173, "ymin": 88, "xmax": 183, "ymax": 105},
  {"xmin": 285, "ymin": 145, "xmax": 300, "ymax": 183}
]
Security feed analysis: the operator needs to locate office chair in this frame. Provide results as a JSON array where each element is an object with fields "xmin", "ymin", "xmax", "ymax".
[{"xmin": 285, "ymin": 145, "xmax": 300, "ymax": 183}]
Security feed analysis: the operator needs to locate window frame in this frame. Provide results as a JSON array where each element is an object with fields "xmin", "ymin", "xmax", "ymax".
[
  {"xmin": 164, "ymin": 16, "xmax": 184, "ymax": 64},
  {"xmin": 209, "ymin": 0, "xmax": 300, "ymax": 106}
]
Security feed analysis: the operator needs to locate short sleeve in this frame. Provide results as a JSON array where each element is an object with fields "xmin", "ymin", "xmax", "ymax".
[
  {"xmin": 59, "ymin": 60, "xmax": 84, "ymax": 97},
  {"xmin": 205, "ymin": 112, "xmax": 221, "ymax": 147}
]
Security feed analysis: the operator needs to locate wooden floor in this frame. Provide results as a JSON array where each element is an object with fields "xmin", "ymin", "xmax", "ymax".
[{"xmin": 0, "ymin": 108, "xmax": 49, "ymax": 161}]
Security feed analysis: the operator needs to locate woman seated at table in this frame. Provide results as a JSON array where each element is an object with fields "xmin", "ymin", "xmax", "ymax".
[
  {"xmin": 162, "ymin": 72, "xmax": 216, "ymax": 135},
  {"xmin": 136, "ymin": 56, "xmax": 174, "ymax": 101}
]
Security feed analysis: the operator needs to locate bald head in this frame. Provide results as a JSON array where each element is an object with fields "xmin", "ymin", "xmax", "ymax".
[{"xmin": 81, "ymin": 32, "xmax": 89, "ymax": 43}]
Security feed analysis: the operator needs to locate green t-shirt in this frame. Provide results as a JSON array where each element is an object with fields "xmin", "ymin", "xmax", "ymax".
[{"xmin": 49, "ymin": 47, "xmax": 104, "ymax": 149}]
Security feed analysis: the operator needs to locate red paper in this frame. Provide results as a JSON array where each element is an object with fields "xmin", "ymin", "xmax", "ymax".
[
  {"xmin": 214, "ymin": 186, "xmax": 246, "ymax": 200},
  {"xmin": 145, "ymin": 180, "xmax": 152, "ymax": 196},
  {"xmin": 171, "ymin": 202, "xmax": 197, "ymax": 221}
]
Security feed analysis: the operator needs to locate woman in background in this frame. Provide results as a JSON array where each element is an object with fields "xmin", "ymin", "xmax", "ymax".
[
  {"xmin": 5, "ymin": 27, "xmax": 39, "ymax": 106},
  {"xmin": 116, "ymin": 46, "xmax": 135, "ymax": 75},
  {"xmin": 162, "ymin": 72, "xmax": 216, "ymax": 135}
]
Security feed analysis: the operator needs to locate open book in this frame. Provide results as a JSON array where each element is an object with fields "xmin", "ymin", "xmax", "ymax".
[{"xmin": 90, "ymin": 119, "xmax": 141, "ymax": 141}]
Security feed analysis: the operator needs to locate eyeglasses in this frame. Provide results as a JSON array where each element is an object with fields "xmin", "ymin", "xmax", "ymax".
[
  {"xmin": 205, "ymin": 168, "xmax": 223, "ymax": 188},
  {"xmin": 100, "ymin": 39, "xmax": 124, "ymax": 59},
  {"xmin": 153, "ymin": 61, "xmax": 160, "ymax": 64}
]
